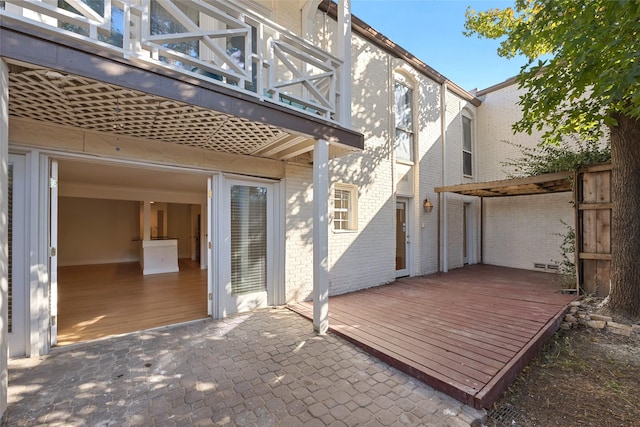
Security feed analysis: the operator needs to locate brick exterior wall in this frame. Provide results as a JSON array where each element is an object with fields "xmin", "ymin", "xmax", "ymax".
[
  {"xmin": 476, "ymin": 83, "xmax": 545, "ymax": 181},
  {"xmin": 282, "ymin": 10, "xmax": 481, "ymax": 302},
  {"xmin": 284, "ymin": 163, "xmax": 315, "ymax": 303},
  {"xmin": 283, "ymin": 9, "xmax": 575, "ymax": 303},
  {"xmin": 482, "ymin": 193, "xmax": 573, "ymax": 271},
  {"xmin": 327, "ymin": 32, "xmax": 396, "ymax": 296},
  {"xmin": 476, "ymin": 82, "xmax": 575, "ymax": 272}
]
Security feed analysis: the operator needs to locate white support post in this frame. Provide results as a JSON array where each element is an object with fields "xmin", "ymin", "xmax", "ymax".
[
  {"xmin": 313, "ymin": 139, "xmax": 329, "ymax": 334},
  {"xmin": 337, "ymin": 0, "xmax": 352, "ymax": 127},
  {"xmin": 0, "ymin": 58, "xmax": 9, "ymax": 420},
  {"xmin": 143, "ymin": 201, "xmax": 152, "ymax": 240}
]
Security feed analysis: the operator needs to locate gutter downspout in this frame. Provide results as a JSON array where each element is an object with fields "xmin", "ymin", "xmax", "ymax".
[{"xmin": 440, "ymin": 82, "xmax": 448, "ymax": 273}]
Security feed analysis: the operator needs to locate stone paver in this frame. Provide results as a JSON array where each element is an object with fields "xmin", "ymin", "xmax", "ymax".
[{"xmin": 6, "ymin": 308, "xmax": 486, "ymax": 426}]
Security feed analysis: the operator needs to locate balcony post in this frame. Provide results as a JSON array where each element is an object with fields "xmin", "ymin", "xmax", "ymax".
[
  {"xmin": 337, "ymin": 0, "xmax": 352, "ymax": 127},
  {"xmin": 313, "ymin": 138, "xmax": 329, "ymax": 334}
]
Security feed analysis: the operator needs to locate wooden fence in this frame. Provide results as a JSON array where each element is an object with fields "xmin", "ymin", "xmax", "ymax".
[{"xmin": 576, "ymin": 163, "xmax": 612, "ymax": 296}]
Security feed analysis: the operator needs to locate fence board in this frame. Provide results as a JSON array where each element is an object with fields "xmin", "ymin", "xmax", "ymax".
[{"xmin": 577, "ymin": 164, "xmax": 612, "ymax": 296}]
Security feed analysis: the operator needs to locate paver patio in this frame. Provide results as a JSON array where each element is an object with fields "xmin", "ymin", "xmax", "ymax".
[{"xmin": 6, "ymin": 308, "xmax": 485, "ymax": 426}]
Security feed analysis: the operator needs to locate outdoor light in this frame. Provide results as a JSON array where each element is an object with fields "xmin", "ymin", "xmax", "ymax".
[{"xmin": 423, "ymin": 198, "xmax": 434, "ymax": 213}]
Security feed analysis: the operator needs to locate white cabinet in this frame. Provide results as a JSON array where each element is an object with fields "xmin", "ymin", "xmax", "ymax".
[{"xmin": 141, "ymin": 239, "xmax": 179, "ymax": 275}]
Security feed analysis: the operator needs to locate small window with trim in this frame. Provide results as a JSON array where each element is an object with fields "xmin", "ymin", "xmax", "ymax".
[
  {"xmin": 462, "ymin": 115, "xmax": 473, "ymax": 176},
  {"xmin": 333, "ymin": 184, "xmax": 358, "ymax": 231}
]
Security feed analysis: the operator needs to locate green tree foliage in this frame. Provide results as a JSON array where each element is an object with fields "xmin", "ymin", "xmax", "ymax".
[
  {"xmin": 502, "ymin": 137, "xmax": 611, "ymax": 178},
  {"xmin": 465, "ymin": 0, "xmax": 640, "ymax": 140},
  {"xmin": 465, "ymin": 0, "xmax": 640, "ymax": 319}
]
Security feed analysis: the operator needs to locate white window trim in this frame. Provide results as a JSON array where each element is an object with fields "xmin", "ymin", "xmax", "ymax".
[
  {"xmin": 462, "ymin": 114, "xmax": 474, "ymax": 178},
  {"xmin": 332, "ymin": 183, "xmax": 358, "ymax": 232},
  {"xmin": 394, "ymin": 78, "xmax": 416, "ymax": 165}
]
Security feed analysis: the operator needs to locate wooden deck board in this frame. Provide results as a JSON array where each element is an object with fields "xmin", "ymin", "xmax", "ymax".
[{"xmin": 288, "ymin": 264, "xmax": 576, "ymax": 409}]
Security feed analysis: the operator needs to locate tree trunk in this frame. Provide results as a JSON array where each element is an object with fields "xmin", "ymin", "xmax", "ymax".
[{"xmin": 608, "ymin": 112, "xmax": 640, "ymax": 320}]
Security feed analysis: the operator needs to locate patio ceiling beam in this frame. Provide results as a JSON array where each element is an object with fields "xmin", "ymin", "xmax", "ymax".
[{"xmin": 273, "ymin": 139, "xmax": 316, "ymax": 160}]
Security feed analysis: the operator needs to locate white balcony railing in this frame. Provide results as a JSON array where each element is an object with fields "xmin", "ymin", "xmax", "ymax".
[{"xmin": 1, "ymin": 0, "xmax": 344, "ymax": 122}]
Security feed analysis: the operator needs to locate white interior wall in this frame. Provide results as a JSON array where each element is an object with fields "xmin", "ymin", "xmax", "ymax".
[
  {"xmin": 58, "ymin": 197, "xmax": 140, "ymax": 266},
  {"xmin": 58, "ymin": 198, "xmax": 197, "ymax": 266},
  {"xmin": 167, "ymin": 203, "xmax": 193, "ymax": 259}
]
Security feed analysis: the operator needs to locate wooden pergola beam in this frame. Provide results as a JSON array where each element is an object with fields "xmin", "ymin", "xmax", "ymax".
[{"xmin": 434, "ymin": 170, "xmax": 573, "ymax": 197}]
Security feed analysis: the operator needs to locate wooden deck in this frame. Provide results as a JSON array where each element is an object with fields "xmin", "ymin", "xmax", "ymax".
[{"xmin": 288, "ymin": 264, "xmax": 576, "ymax": 409}]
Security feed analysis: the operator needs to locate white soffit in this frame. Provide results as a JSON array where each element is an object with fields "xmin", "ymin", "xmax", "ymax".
[{"xmin": 7, "ymin": 64, "xmax": 318, "ymax": 160}]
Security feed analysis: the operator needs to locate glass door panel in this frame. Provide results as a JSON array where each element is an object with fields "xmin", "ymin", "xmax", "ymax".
[
  {"xmin": 396, "ymin": 200, "xmax": 409, "ymax": 277},
  {"xmin": 8, "ymin": 154, "xmax": 28, "ymax": 357},
  {"xmin": 223, "ymin": 180, "xmax": 272, "ymax": 315},
  {"xmin": 231, "ymin": 185, "xmax": 267, "ymax": 296}
]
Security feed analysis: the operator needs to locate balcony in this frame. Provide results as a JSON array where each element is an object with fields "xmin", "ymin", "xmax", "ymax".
[{"xmin": 0, "ymin": 0, "xmax": 344, "ymax": 124}]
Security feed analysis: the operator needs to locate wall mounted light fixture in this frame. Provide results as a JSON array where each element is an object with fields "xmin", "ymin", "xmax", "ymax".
[{"xmin": 423, "ymin": 198, "xmax": 434, "ymax": 213}]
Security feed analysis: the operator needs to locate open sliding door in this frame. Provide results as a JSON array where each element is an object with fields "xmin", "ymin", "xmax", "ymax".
[
  {"xmin": 8, "ymin": 154, "xmax": 28, "ymax": 357},
  {"xmin": 395, "ymin": 198, "xmax": 410, "ymax": 277},
  {"xmin": 207, "ymin": 176, "xmax": 216, "ymax": 317}
]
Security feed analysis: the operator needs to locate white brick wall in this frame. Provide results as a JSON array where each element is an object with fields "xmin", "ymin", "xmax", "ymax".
[
  {"xmin": 475, "ymin": 81, "xmax": 576, "ymax": 272},
  {"xmin": 267, "ymin": 0, "xmax": 304, "ymax": 35},
  {"xmin": 328, "ymin": 33, "xmax": 396, "ymax": 296},
  {"xmin": 288, "ymin": 11, "xmax": 482, "ymax": 298},
  {"xmin": 284, "ymin": 8, "xmax": 580, "ymax": 304},
  {"xmin": 476, "ymin": 83, "xmax": 544, "ymax": 181},
  {"xmin": 283, "ymin": 163, "xmax": 314, "ymax": 303},
  {"xmin": 483, "ymin": 193, "xmax": 574, "ymax": 270}
]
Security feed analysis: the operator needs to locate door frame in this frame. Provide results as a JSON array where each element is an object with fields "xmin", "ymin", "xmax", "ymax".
[
  {"xmin": 218, "ymin": 175, "xmax": 280, "ymax": 317},
  {"xmin": 49, "ymin": 159, "xmax": 58, "ymax": 346},
  {"xmin": 8, "ymin": 153, "xmax": 28, "ymax": 357},
  {"xmin": 395, "ymin": 197, "xmax": 412, "ymax": 278},
  {"xmin": 12, "ymin": 147, "xmax": 286, "ymax": 354},
  {"xmin": 8, "ymin": 149, "xmax": 56, "ymax": 357},
  {"xmin": 464, "ymin": 202, "xmax": 476, "ymax": 265},
  {"xmin": 21, "ymin": 148, "xmax": 215, "ymax": 353}
]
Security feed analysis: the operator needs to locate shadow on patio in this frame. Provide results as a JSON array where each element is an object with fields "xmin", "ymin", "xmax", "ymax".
[{"xmin": 289, "ymin": 264, "xmax": 577, "ymax": 409}]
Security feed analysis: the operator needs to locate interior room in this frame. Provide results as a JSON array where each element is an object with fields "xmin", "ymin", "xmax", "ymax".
[{"xmin": 55, "ymin": 159, "xmax": 209, "ymax": 345}]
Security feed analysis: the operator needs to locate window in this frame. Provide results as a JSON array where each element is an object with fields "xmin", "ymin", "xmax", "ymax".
[
  {"xmin": 333, "ymin": 184, "xmax": 358, "ymax": 231},
  {"xmin": 394, "ymin": 81, "xmax": 414, "ymax": 162},
  {"xmin": 462, "ymin": 115, "xmax": 473, "ymax": 176},
  {"xmin": 230, "ymin": 185, "xmax": 267, "ymax": 295}
]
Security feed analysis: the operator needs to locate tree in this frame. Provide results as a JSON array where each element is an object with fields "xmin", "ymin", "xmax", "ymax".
[{"xmin": 464, "ymin": 0, "xmax": 640, "ymax": 320}]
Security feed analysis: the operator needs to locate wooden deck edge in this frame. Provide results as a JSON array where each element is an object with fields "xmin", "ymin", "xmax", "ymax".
[
  {"xmin": 329, "ymin": 325, "xmax": 477, "ymax": 407},
  {"xmin": 473, "ymin": 299, "xmax": 575, "ymax": 409},
  {"xmin": 287, "ymin": 304, "xmax": 477, "ymax": 406}
]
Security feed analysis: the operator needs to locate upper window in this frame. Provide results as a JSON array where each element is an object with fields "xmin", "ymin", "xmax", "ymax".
[
  {"xmin": 462, "ymin": 115, "xmax": 473, "ymax": 176},
  {"xmin": 394, "ymin": 81, "xmax": 414, "ymax": 163},
  {"xmin": 333, "ymin": 184, "xmax": 358, "ymax": 231}
]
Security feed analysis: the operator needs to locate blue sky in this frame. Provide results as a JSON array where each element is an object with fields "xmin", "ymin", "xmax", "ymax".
[{"xmin": 350, "ymin": 0, "xmax": 525, "ymax": 91}]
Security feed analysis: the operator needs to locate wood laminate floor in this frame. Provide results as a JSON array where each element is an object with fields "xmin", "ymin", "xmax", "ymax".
[{"xmin": 57, "ymin": 259, "xmax": 208, "ymax": 345}]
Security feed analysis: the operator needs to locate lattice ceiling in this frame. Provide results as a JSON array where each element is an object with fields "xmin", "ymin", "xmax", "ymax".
[{"xmin": 7, "ymin": 64, "xmax": 313, "ymax": 159}]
